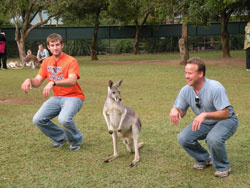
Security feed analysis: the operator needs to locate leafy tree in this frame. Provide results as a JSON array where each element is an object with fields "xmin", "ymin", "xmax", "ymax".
[
  {"xmin": 108, "ymin": 0, "xmax": 154, "ymax": 54},
  {"xmin": 204, "ymin": 0, "xmax": 250, "ymax": 58},
  {"xmin": 0, "ymin": 13, "xmax": 13, "ymax": 26},
  {"xmin": 180, "ymin": 0, "xmax": 210, "ymax": 64},
  {"xmin": 156, "ymin": 0, "xmax": 250, "ymax": 61},
  {"xmin": 65, "ymin": 0, "xmax": 109, "ymax": 60},
  {"xmin": 0, "ymin": 0, "xmax": 66, "ymax": 61},
  {"xmin": 156, "ymin": 0, "xmax": 209, "ymax": 64}
]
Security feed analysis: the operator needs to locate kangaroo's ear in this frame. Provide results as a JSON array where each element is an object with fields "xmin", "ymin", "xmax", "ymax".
[
  {"xmin": 114, "ymin": 79, "xmax": 123, "ymax": 87},
  {"xmin": 108, "ymin": 80, "xmax": 113, "ymax": 88}
]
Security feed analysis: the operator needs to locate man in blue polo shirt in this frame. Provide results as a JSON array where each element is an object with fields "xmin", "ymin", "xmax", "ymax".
[{"xmin": 169, "ymin": 57, "xmax": 238, "ymax": 178}]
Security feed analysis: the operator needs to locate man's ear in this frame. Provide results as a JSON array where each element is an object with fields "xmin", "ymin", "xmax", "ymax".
[{"xmin": 198, "ymin": 71, "xmax": 204, "ymax": 77}]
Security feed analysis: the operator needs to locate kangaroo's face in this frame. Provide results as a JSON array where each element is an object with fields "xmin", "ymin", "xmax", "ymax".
[
  {"xmin": 108, "ymin": 80, "xmax": 123, "ymax": 102},
  {"xmin": 110, "ymin": 86, "xmax": 121, "ymax": 102}
]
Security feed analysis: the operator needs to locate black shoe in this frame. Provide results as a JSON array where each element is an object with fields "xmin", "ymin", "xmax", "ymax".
[{"xmin": 53, "ymin": 142, "xmax": 64, "ymax": 148}]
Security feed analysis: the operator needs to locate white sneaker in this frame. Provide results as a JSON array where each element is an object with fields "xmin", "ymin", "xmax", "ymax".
[
  {"xmin": 214, "ymin": 168, "xmax": 231, "ymax": 178},
  {"xmin": 69, "ymin": 145, "xmax": 80, "ymax": 151},
  {"xmin": 193, "ymin": 157, "xmax": 212, "ymax": 170}
]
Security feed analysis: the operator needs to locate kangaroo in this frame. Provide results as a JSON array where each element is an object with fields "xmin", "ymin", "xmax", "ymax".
[
  {"xmin": 24, "ymin": 54, "xmax": 40, "ymax": 69},
  {"xmin": 7, "ymin": 55, "xmax": 39, "ymax": 70},
  {"xmin": 7, "ymin": 61, "xmax": 25, "ymax": 69},
  {"xmin": 103, "ymin": 79, "xmax": 144, "ymax": 167}
]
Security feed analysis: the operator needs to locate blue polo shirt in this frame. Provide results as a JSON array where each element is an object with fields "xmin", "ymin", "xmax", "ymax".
[{"xmin": 173, "ymin": 78, "xmax": 235, "ymax": 125}]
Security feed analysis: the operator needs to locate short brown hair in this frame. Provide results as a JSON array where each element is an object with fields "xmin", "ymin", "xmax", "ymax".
[
  {"xmin": 187, "ymin": 57, "xmax": 206, "ymax": 76},
  {"xmin": 47, "ymin": 33, "xmax": 63, "ymax": 46}
]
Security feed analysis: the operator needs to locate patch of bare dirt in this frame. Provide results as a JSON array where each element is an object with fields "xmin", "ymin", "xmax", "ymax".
[
  {"xmin": 203, "ymin": 56, "xmax": 245, "ymax": 67},
  {"xmin": 0, "ymin": 98, "xmax": 33, "ymax": 104},
  {"xmin": 97, "ymin": 56, "xmax": 245, "ymax": 67}
]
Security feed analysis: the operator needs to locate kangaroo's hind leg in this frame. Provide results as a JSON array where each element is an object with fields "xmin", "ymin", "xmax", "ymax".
[
  {"xmin": 129, "ymin": 123, "xmax": 144, "ymax": 167},
  {"xmin": 104, "ymin": 131, "xmax": 119, "ymax": 163}
]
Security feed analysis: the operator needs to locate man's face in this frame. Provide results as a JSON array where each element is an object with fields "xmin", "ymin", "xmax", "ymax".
[
  {"xmin": 47, "ymin": 40, "xmax": 64, "ymax": 57},
  {"xmin": 185, "ymin": 64, "xmax": 203, "ymax": 86},
  {"xmin": 39, "ymin": 46, "xmax": 43, "ymax": 51}
]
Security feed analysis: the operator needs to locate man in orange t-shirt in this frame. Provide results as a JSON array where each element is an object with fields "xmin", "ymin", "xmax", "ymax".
[{"xmin": 21, "ymin": 33, "xmax": 84, "ymax": 151}]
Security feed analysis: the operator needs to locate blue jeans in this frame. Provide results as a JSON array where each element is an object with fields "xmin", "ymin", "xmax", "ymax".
[
  {"xmin": 177, "ymin": 115, "xmax": 238, "ymax": 171},
  {"xmin": 33, "ymin": 97, "xmax": 83, "ymax": 146}
]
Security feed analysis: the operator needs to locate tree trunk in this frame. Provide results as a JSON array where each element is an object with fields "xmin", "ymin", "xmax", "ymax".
[
  {"xmin": 220, "ymin": 11, "xmax": 231, "ymax": 58},
  {"xmin": 133, "ymin": 24, "xmax": 140, "ymax": 55},
  {"xmin": 12, "ymin": 8, "xmax": 61, "ymax": 62},
  {"xmin": 132, "ymin": 6, "xmax": 153, "ymax": 55},
  {"xmin": 16, "ymin": 40, "xmax": 26, "ymax": 62},
  {"xmin": 179, "ymin": 11, "xmax": 189, "ymax": 65},
  {"xmin": 90, "ymin": 23, "xmax": 99, "ymax": 60},
  {"xmin": 15, "ymin": 27, "xmax": 26, "ymax": 62}
]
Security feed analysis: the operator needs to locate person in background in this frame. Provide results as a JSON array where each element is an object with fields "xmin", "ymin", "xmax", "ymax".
[
  {"xmin": 169, "ymin": 57, "xmax": 238, "ymax": 178},
  {"xmin": 0, "ymin": 28, "xmax": 7, "ymax": 70},
  {"xmin": 21, "ymin": 33, "xmax": 85, "ymax": 151},
  {"xmin": 244, "ymin": 20, "xmax": 250, "ymax": 71},
  {"xmin": 26, "ymin": 49, "xmax": 32, "ymax": 56},
  {"xmin": 37, "ymin": 44, "xmax": 50, "ymax": 63}
]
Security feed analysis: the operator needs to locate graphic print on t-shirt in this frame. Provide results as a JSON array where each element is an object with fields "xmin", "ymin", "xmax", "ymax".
[{"xmin": 48, "ymin": 66, "xmax": 64, "ymax": 81}]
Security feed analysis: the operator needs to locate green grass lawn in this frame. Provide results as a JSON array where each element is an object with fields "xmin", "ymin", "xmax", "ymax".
[
  {"xmin": 0, "ymin": 51, "xmax": 250, "ymax": 187},
  {"xmin": 76, "ymin": 50, "xmax": 245, "ymax": 61}
]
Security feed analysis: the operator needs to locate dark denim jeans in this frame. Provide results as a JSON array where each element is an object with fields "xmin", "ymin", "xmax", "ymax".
[{"xmin": 246, "ymin": 48, "xmax": 250, "ymax": 69}]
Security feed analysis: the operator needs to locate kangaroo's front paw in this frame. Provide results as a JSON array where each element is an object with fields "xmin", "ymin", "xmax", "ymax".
[
  {"xmin": 118, "ymin": 129, "xmax": 121, "ymax": 132},
  {"xmin": 108, "ymin": 130, "xmax": 113, "ymax": 134}
]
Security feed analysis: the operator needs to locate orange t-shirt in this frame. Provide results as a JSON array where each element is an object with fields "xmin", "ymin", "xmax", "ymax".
[{"xmin": 38, "ymin": 53, "xmax": 85, "ymax": 101}]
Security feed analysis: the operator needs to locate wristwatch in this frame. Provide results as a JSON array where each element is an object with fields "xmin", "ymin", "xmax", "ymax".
[{"xmin": 53, "ymin": 81, "xmax": 56, "ymax": 86}]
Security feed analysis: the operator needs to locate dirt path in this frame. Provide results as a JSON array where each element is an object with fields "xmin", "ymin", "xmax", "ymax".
[
  {"xmin": 0, "ymin": 98, "xmax": 33, "ymax": 104},
  {"xmin": 97, "ymin": 56, "xmax": 246, "ymax": 67}
]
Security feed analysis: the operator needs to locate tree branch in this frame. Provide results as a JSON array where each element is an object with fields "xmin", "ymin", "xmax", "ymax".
[{"xmin": 24, "ymin": 11, "xmax": 62, "ymax": 39}]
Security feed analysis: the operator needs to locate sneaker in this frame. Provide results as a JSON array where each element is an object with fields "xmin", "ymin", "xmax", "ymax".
[
  {"xmin": 53, "ymin": 142, "xmax": 65, "ymax": 148},
  {"xmin": 3, "ymin": 68, "xmax": 7, "ymax": 70},
  {"xmin": 214, "ymin": 168, "xmax": 231, "ymax": 178},
  {"xmin": 69, "ymin": 145, "xmax": 80, "ymax": 151},
  {"xmin": 193, "ymin": 158, "xmax": 212, "ymax": 170}
]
